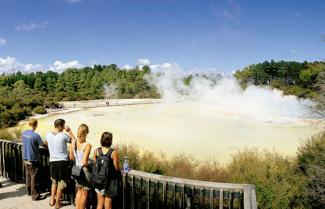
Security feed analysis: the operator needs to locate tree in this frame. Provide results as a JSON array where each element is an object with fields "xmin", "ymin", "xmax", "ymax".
[{"xmin": 34, "ymin": 77, "xmax": 43, "ymax": 91}]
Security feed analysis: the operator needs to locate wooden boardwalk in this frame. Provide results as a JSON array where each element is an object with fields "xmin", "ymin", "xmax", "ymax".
[{"xmin": 0, "ymin": 177, "xmax": 74, "ymax": 209}]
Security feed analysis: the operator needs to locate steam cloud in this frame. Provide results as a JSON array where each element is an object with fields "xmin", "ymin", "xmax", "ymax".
[
  {"xmin": 146, "ymin": 64, "xmax": 313, "ymax": 122},
  {"xmin": 104, "ymin": 84, "xmax": 118, "ymax": 99}
]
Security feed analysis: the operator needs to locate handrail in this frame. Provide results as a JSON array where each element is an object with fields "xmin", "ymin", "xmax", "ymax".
[
  {"xmin": 0, "ymin": 139, "xmax": 257, "ymax": 209},
  {"xmin": 127, "ymin": 170, "xmax": 255, "ymax": 189}
]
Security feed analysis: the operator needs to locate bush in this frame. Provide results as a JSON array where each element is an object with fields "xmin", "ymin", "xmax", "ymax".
[
  {"xmin": 0, "ymin": 129, "xmax": 14, "ymax": 141},
  {"xmin": 139, "ymin": 151, "xmax": 167, "ymax": 174},
  {"xmin": 297, "ymin": 133, "xmax": 325, "ymax": 208},
  {"xmin": 33, "ymin": 106, "xmax": 47, "ymax": 114},
  {"xmin": 11, "ymin": 128, "xmax": 22, "ymax": 139},
  {"xmin": 117, "ymin": 143, "xmax": 141, "ymax": 170},
  {"xmin": 226, "ymin": 150, "xmax": 308, "ymax": 209}
]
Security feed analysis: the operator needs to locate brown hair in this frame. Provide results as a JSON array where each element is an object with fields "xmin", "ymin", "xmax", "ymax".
[
  {"xmin": 54, "ymin": 119, "xmax": 65, "ymax": 128},
  {"xmin": 100, "ymin": 132, "xmax": 113, "ymax": 148},
  {"xmin": 29, "ymin": 118, "xmax": 38, "ymax": 127},
  {"xmin": 77, "ymin": 124, "xmax": 89, "ymax": 143}
]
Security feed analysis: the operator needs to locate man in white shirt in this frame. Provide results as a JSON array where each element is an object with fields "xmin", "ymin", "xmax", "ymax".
[{"xmin": 45, "ymin": 119, "xmax": 75, "ymax": 208}]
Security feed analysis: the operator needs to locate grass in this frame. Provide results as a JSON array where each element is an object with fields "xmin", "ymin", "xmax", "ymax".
[
  {"xmin": 0, "ymin": 129, "xmax": 14, "ymax": 141},
  {"xmin": 117, "ymin": 137, "xmax": 324, "ymax": 209},
  {"xmin": 0, "ymin": 128, "xmax": 22, "ymax": 141}
]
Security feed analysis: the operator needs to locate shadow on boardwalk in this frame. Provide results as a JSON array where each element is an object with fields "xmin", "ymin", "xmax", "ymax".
[{"xmin": 0, "ymin": 177, "xmax": 74, "ymax": 209}]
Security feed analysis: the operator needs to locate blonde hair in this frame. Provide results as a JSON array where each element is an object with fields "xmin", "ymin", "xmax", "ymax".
[
  {"xmin": 77, "ymin": 124, "xmax": 89, "ymax": 143},
  {"xmin": 29, "ymin": 118, "xmax": 38, "ymax": 127}
]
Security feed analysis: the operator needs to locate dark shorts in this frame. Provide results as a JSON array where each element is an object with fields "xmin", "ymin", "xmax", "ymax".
[
  {"xmin": 49, "ymin": 161, "xmax": 69, "ymax": 189},
  {"xmin": 75, "ymin": 167, "xmax": 92, "ymax": 190}
]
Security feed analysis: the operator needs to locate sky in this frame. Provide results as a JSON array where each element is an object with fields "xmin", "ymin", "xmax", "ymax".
[{"xmin": 0, "ymin": 0, "xmax": 324, "ymax": 73}]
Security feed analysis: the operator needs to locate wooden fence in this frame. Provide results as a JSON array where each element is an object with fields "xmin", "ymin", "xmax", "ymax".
[{"xmin": 0, "ymin": 139, "xmax": 257, "ymax": 209}]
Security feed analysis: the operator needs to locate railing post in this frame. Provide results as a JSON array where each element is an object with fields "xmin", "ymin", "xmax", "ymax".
[
  {"xmin": 243, "ymin": 187, "xmax": 252, "ymax": 209},
  {"xmin": 251, "ymin": 187, "xmax": 257, "ymax": 209},
  {"xmin": 219, "ymin": 189, "xmax": 223, "ymax": 209},
  {"xmin": 122, "ymin": 173, "xmax": 127, "ymax": 209}
]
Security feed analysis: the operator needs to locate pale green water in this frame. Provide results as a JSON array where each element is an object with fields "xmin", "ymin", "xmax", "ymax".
[{"xmin": 24, "ymin": 102, "xmax": 321, "ymax": 162}]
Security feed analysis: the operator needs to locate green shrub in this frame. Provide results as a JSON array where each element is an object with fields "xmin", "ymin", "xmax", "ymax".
[
  {"xmin": 117, "ymin": 143, "xmax": 141, "ymax": 170},
  {"xmin": 297, "ymin": 133, "xmax": 325, "ymax": 208},
  {"xmin": 11, "ymin": 128, "xmax": 22, "ymax": 139},
  {"xmin": 33, "ymin": 106, "xmax": 47, "ymax": 114},
  {"xmin": 227, "ymin": 150, "xmax": 308, "ymax": 209},
  {"xmin": 0, "ymin": 129, "xmax": 14, "ymax": 141},
  {"xmin": 139, "ymin": 151, "xmax": 167, "ymax": 174}
]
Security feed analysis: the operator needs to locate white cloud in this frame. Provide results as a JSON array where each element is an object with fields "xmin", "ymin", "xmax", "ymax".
[
  {"xmin": 0, "ymin": 56, "xmax": 45, "ymax": 73},
  {"xmin": 0, "ymin": 56, "xmax": 83, "ymax": 73},
  {"xmin": 15, "ymin": 21, "xmax": 50, "ymax": 31},
  {"xmin": 0, "ymin": 37, "xmax": 6, "ymax": 46},
  {"xmin": 122, "ymin": 58, "xmax": 177, "ymax": 72},
  {"xmin": 122, "ymin": 64, "xmax": 133, "ymax": 70},
  {"xmin": 149, "ymin": 62, "xmax": 174, "ymax": 71},
  {"xmin": 50, "ymin": 60, "xmax": 83, "ymax": 72},
  {"xmin": 137, "ymin": 58, "xmax": 151, "ymax": 66}
]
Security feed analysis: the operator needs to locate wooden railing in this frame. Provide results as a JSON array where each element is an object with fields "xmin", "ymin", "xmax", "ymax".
[{"xmin": 0, "ymin": 139, "xmax": 257, "ymax": 209}]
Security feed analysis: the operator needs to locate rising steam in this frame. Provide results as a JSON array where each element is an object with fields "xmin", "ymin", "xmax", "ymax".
[
  {"xmin": 146, "ymin": 64, "xmax": 313, "ymax": 122},
  {"xmin": 103, "ymin": 84, "xmax": 118, "ymax": 99}
]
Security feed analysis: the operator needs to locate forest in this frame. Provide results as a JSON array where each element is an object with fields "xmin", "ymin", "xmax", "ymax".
[
  {"xmin": 234, "ymin": 60, "xmax": 325, "ymax": 99},
  {"xmin": 0, "ymin": 64, "xmax": 158, "ymax": 127}
]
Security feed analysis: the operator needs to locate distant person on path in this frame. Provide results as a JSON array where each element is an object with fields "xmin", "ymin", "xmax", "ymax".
[
  {"xmin": 22, "ymin": 118, "xmax": 47, "ymax": 201},
  {"xmin": 45, "ymin": 119, "xmax": 75, "ymax": 209},
  {"xmin": 93, "ymin": 132, "xmax": 119, "ymax": 209},
  {"xmin": 69, "ymin": 124, "xmax": 92, "ymax": 209}
]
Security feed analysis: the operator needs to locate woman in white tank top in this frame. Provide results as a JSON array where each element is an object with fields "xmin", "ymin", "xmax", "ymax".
[{"xmin": 69, "ymin": 124, "xmax": 92, "ymax": 209}]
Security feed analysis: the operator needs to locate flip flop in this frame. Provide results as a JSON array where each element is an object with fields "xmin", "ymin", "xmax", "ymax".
[
  {"xmin": 49, "ymin": 199, "xmax": 56, "ymax": 207},
  {"xmin": 55, "ymin": 203, "xmax": 61, "ymax": 209}
]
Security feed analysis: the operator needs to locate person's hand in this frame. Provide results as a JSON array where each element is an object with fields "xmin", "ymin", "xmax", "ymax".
[{"xmin": 65, "ymin": 125, "xmax": 71, "ymax": 132}]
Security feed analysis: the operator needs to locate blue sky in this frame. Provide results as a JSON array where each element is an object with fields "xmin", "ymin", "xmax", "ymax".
[{"xmin": 0, "ymin": 0, "xmax": 324, "ymax": 73}]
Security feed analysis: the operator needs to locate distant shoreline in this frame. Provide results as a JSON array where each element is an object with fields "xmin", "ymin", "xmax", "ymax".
[{"xmin": 19, "ymin": 98, "xmax": 161, "ymax": 125}]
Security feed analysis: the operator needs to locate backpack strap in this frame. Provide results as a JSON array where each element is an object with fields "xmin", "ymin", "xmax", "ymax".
[
  {"xmin": 73, "ymin": 140, "xmax": 78, "ymax": 159},
  {"xmin": 107, "ymin": 148, "xmax": 114, "ymax": 158},
  {"xmin": 97, "ymin": 147, "xmax": 114, "ymax": 157},
  {"xmin": 97, "ymin": 147, "xmax": 103, "ymax": 156}
]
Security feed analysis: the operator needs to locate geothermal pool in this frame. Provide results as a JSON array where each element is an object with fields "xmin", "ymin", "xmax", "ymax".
[{"xmin": 30, "ymin": 102, "xmax": 321, "ymax": 162}]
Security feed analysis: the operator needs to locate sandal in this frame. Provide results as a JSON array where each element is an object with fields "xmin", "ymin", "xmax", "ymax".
[{"xmin": 49, "ymin": 199, "xmax": 56, "ymax": 207}]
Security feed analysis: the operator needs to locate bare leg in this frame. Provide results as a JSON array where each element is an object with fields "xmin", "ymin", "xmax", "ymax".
[
  {"xmin": 75, "ymin": 188, "xmax": 82, "ymax": 209},
  {"xmin": 50, "ymin": 184, "xmax": 57, "ymax": 205},
  {"xmin": 96, "ymin": 193, "xmax": 104, "ymax": 209},
  {"xmin": 80, "ymin": 189, "xmax": 89, "ymax": 209},
  {"xmin": 104, "ymin": 196, "xmax": 112, "ymax": 209},
  {"xmin": 56, "ymin": 188, "xmax": 63, "ymax": 207}
]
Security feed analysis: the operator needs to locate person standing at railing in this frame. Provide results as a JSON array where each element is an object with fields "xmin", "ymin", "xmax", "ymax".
[
  {"xmin": 22, "ymin": 118, "xmax": 47, "ymax": 201},
  {"xmin": 93, "ymin": 132, "xmax": 120, "ymax": 209},
  {"xmin": 69, "ymin": 124, "xmax": 92, "ymax": 209},
  {"xmin": 45, "ymin": 119, "xmax": 75, "ymax": 209}
]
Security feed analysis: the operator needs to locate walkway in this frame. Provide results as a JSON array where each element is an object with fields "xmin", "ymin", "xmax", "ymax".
[{"xmin": 0, "ymin": 177, "xmax": 74, "ymax": 209}]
